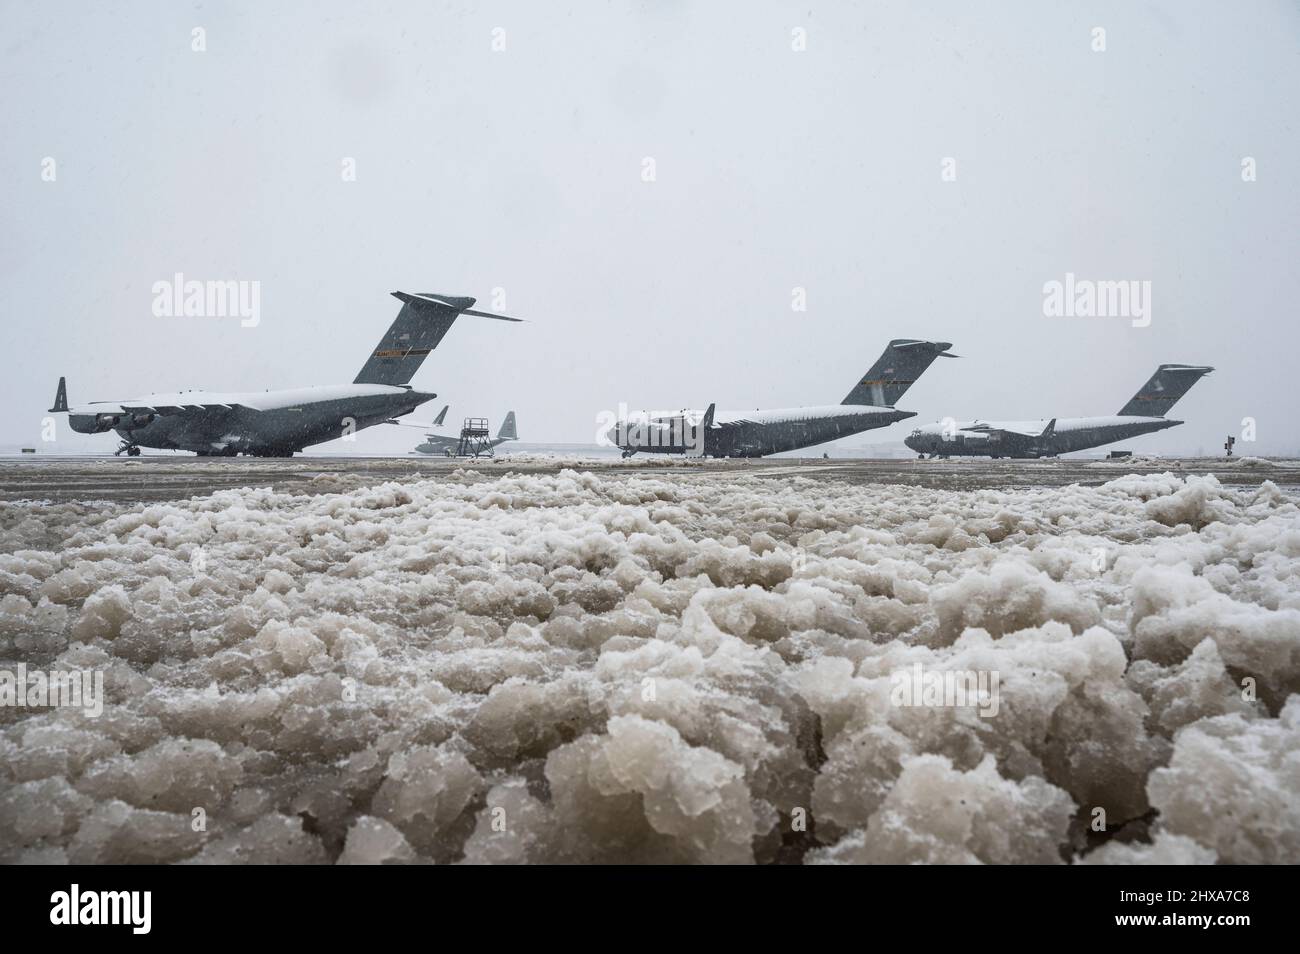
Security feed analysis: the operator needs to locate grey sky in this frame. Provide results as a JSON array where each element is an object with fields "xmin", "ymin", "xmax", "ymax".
[{"xmin": 2, "ymin": 0, "xmax": 1298, "ymax": 455}]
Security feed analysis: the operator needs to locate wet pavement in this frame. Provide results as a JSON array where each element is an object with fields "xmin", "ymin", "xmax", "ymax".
[{"xmin": 3, "ymin": 453, "xmax": 1297, "ymax": 504}]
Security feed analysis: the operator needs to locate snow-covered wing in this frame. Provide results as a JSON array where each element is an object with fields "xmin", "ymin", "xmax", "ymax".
[
  {"xmin": 964, "ymin": 420, "xmax": 1053, "ymax": 439},
  {"xmin": 119, "ymin": 403, "xmax": 245, "ymax": 416}
]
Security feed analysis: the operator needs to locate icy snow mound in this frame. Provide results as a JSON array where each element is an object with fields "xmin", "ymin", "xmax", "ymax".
[
  {"xmin": 0, "ymin": 467, "xmax": 1296, "ymax": 864},
  {"xmin": 1085, "ymin": 456, "xmax": 1180, "ymax": 469}
]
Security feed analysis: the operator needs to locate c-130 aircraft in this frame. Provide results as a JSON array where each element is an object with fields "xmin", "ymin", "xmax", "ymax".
[{"xmin": 47, "ymin": 292, "xmax": 520, "ymax": 456}]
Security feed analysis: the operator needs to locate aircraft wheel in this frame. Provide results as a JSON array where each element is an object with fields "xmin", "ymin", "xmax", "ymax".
[{"xmin": 127, "ymin": 446, "xmax": 141, "ymax": 457}]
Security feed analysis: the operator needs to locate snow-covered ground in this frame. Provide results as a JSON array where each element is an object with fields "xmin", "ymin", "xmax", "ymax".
[{"xmin": 0, "ymin": 468, "xmax": 1297, "ymax": 864}]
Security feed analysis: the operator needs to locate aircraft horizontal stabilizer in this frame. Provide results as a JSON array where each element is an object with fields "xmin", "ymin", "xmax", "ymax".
[
  {"xmin": 894, "ymin": 339, "xmax": 959, "ymax": 358},
  {"xmin": 393, "ymin": 293, "xmax": 525, "ymax": 323}
]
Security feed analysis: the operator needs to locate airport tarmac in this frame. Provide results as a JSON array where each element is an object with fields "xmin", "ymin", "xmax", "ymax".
[{"xmin": 2, "ymin": 453, "xmax": 1297, "ymax": 503}]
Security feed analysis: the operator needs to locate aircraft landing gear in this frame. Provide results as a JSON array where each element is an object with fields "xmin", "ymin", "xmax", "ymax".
[
  {"xmin": 115, "ymin": 440, "xmax": 140, "ymax": 457},
  {"xmin": 246, "ymin": 447, "xmax": 295, "ymax": 458},
  {"xmin": 621, "ymin": 450, "xmax": 636, "ymax": 459}
]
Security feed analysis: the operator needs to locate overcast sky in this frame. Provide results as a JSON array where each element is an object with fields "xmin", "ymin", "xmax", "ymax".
[{"xmin": 2, "ymin": 0, "xmax": 1298, "ymax": 455}]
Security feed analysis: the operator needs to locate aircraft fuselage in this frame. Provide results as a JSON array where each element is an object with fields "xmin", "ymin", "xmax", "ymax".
[
  {"xmin": 66, "ymin": 383, "xmax": 436, "ymax": 456},
  {"xmin": 414, "ymin": 435, "xmax": 511, "ymax": 456},
  {"xmin": 610, "ymin": 404, "xmax": 915, "ymax": 458},
  {"xmin": 904, "ymin": 415, "xmax": 1180, "ymax": 458}
]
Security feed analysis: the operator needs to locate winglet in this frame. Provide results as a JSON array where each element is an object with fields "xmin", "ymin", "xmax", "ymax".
[
  {"xmin": 49, "ymin": 376, "xmax": 68, "ymax": 413},
  {"xmin": 702, "ymin": 403, "xmax": 716, "ymax": 429},
  {"xmin": 1041, "ymin": 418, "xmax": 1056, "ymax": 439},
  {"xmin": 434, "ymin": 404, "xmax": 449, "ymax": 426}
]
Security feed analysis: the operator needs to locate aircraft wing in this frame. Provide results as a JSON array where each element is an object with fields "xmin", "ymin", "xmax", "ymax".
[
  {"xmin": 119, "ymin": 403, "xmax": 248, "ymax": 416},
  {"xmin": 416, "ymin": 433, "xmax": 458, "ymax": 449},
  {"xmin": 963, "ymin": 419, "xmax": 1055, "ymax": 440},
  {"xmin": 701, "ymin": 403, "xmax": 755, "ymax": 429}
]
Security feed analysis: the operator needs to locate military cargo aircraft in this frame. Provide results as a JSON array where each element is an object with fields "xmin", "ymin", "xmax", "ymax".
[
  {"xmin": 48, "ymin": 292, "xmax": 519, "ymax": 457},
  {"xmin": 904, "ymin": 363, "xmax": 1213, "ymax": 459},
  {"xmin": 414, "ymin": 411, "xmax": 517, "ymax": 456},
  {"xmin": 606, "ymin": 338, "xmax": 956, "ymax": 458}
]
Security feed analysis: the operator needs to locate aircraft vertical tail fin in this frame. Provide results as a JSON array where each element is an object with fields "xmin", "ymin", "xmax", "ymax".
[
  {"xmin": 1117, "ymin": 364, "xmax": 1213, "ymax": 417},
  {"xmin": 841, "ymin": 339, "xmax": 957, "ymax": 407},
  {"xmin": 354, "ymin": 292, "xmax": 522, "ymax": 387},
  {"xmin": 497, "ymin": 411, "xmax": 517, "ymax": 441},
  {"xmin": 49, "ymin": 377, "xmax": 68, "ymax": 413},
  {"xmin": 433, "ymin": 405, "xmax": 450, "ymax": 426}
]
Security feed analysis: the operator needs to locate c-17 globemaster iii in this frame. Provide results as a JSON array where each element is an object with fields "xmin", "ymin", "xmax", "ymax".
[
  {"xmin": 904, "ymin": 363, "xmax": 1213, "ymax": 459},
  {"xmin": 606, "ymin": 338, "xmax": 956, "ymax": 458},
  {"xmin": 48, "ymin": 292, "xmax": 520, "ymax": 457}
]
